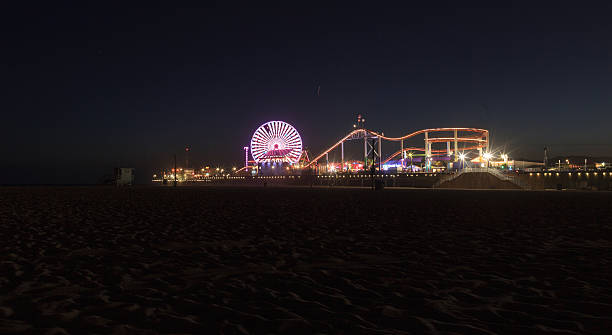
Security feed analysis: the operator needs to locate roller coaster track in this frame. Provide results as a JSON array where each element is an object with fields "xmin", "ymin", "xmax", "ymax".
[
  {"xmin": 382, "ymin": 144, "xmax": 482, "ymax": 164},
  {"xmin": 304, "ymin": 127, "xmax": 489, "ymax": 168}
]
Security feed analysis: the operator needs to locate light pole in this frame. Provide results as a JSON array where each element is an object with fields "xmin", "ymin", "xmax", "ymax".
[
  {"xmin": 185, "ymin": 145, "xmax": 190, "ymax": 169},
  {"xmin": 409, "ymin": 152, "xmax": 413, "ymax": 172},
  {"xmin": 173, "ymin": 154, "xmax": 177, "ymax": 187},
  {"xmin": 243, "ymin": 146, "xmax": 249, "ymax": 168}
]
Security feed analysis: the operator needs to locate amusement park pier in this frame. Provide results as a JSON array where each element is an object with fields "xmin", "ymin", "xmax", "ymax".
[{"xmin": 153, "ymin": 119, "xmax": 611, "ymax": 191}]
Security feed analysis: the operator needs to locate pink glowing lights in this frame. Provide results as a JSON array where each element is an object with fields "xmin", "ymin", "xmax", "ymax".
[{"xmin": 250, "ymin": 121, "xmax": 303, "ymax": 163}]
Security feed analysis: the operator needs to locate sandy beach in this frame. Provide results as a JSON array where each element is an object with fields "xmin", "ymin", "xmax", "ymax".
[{"xmin": 1, "ymin": 186, "xmax": 611, "ymax": 334}]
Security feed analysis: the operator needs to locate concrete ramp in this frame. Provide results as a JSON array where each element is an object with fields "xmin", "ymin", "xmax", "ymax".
[{"xmin": 437, "ymin": 172, "xmax": 522, "ymax": 189}]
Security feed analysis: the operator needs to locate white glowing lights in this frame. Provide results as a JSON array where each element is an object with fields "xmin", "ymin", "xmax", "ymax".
[{"xmin": 250, "ymin": 121, "xmax": 303, "ymax": 163}]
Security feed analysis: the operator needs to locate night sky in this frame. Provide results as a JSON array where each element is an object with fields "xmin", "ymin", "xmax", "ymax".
[{"xmin": 3, "ymin": 2, "xmax": 612, "ymax": 184}]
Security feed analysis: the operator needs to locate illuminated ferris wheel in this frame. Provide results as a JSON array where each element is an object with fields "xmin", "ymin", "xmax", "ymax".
[{"xmin": 250, "ymin": 121, "xmax": 303, "ymax": 163}]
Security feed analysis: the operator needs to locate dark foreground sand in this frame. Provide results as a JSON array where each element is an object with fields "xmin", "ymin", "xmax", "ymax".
[{"xmin": 1, "ymin": 187, "xmax": 611, "ymax": 334}]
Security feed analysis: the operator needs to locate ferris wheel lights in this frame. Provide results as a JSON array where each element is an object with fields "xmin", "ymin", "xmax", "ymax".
[{"xmin": 251, "ymin": 121, "xmax": 303, "ymax": 164}]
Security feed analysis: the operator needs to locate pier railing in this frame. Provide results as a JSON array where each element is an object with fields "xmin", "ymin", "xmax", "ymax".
[{"xmin": 434, "ymin": 168, "xmax": 528, "ymax": 189}]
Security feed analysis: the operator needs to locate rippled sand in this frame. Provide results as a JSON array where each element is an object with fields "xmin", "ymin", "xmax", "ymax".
[{"xmin": 1, "ymin": 187, "xmax": 611, "ymax": 334}]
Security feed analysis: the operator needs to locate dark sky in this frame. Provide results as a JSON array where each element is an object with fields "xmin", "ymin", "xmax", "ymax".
[{"xmin": 3, "ymin": 1, "xmax": 612, "ymax": 184}]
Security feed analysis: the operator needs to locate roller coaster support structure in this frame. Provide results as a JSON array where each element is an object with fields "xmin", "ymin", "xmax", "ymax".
[{"xmin": 304, "ymin": 127, "xmax": 489, "ymax": 171}]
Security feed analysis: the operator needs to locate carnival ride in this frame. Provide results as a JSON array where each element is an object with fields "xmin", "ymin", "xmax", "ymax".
[
  {"xmin": 250, "ymin": 121, "xmax": 303, "ymax": 164},
  {"xmin": 238, "ymin": 119, "xmax": 489, "ymax": 173},
  {"xmin": 304, "ymin": 127, "xmax": 489, "ymax": 170}
]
